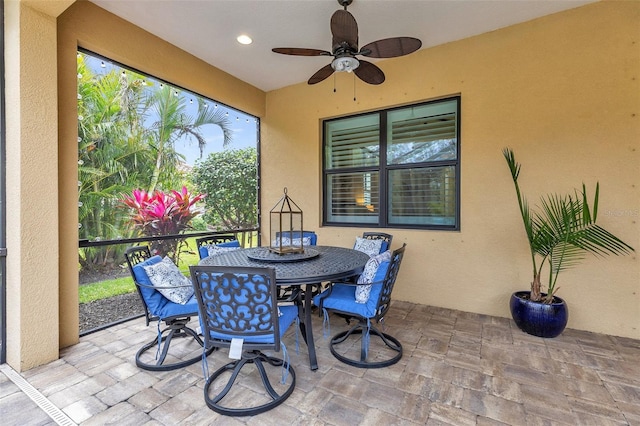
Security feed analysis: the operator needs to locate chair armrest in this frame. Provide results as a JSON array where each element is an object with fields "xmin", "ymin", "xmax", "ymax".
[{"xmin": 327, "ymin": 278, "xmax": 384, "ymax": 287}]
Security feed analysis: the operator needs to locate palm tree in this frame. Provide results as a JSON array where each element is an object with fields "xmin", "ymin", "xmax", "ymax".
[
  {"xmin": 146, "ymin": 86, "xmax": 232, "ymax": 193},
  {"xmin": 503, "ymin": 148, "xmax": 634, "ymax": 303}
]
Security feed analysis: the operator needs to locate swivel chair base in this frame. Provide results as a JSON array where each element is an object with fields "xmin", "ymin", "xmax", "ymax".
[
  {"xmin": 204, "ymin": 350, "xmax": 296, "ymax": 416},
  {"xmin": 330, "ymin": 323, "xmax": 402, "ymax": 369},
  {"xmin": 136, "ymin": 318, "xmax": 214, "ymax": 372}
]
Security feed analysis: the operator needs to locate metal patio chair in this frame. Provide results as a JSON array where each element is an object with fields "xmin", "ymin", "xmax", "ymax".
[
  {"xmin": 313, "ymin": 244, "xmax": 407, "ymax": 368},
  {"xmin": 124, "ymin": 246, "xmax": 214, "ymax": 371},
  {"xmin": 190, "ymin": 265, "xmax": 299, "ymax": 416}
]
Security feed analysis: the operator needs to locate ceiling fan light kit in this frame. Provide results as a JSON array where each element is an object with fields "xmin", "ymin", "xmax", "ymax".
[
  {"xmin": 272, "ymin": 0, "xmax": 422, "ymax": 86},
  {"xmin": 332, "ymin": 56, "xmax": 359, "ymax": 72}
]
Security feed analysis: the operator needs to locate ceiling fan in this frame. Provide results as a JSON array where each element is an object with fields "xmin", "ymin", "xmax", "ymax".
[{"xmin": 272, "ymin": 0, "xmax": 422, "ymax": 85}]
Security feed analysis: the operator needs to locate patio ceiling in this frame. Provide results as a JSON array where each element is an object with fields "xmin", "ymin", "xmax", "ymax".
[{"xmin": 89, "ymin": 0, "xmax": 597, "ymax": 92}]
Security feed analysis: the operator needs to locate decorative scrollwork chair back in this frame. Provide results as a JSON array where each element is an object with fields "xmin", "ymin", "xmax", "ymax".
[
  {"xmin": 189, "ymin": 265, "xmax": 298, "ymax": 416},
  {"xmin": 373, "ymin": 244, "xmax": 404, "ymax": 319},
  {"xmin": 124, "ymin": 246, "xmax": 213, "ymax": 371},
  {"xmin": 313, "ymin": 243, "xmax": 407, "ymax": 368}
]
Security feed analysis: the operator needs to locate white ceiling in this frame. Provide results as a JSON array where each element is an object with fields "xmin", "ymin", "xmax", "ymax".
[{"xmin": 90, "ymin": 0, "xmax": 596, "ymax": 92}]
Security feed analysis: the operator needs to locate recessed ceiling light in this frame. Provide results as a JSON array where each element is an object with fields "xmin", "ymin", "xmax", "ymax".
[{"xmin": 237, "ymin": 34, "xmax": 252, "ymax": 45}]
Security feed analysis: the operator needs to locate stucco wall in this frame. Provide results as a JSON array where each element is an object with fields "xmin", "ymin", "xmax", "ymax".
[
  {"xmin": 11, "ymin": 0, "xmax": 637, "ymax": 372},
  {"xmin": 4, "ymin": 1, "xmax": 63, "ymax": 370},
  {"xmin": 263, "ymin": 1, "xmax": 639, "ymax": 338}
]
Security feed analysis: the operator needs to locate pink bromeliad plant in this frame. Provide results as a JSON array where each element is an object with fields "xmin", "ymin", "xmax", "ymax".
[{"xmin": 122, "ymin": 187, "xmax": 205, "ymax": 260}]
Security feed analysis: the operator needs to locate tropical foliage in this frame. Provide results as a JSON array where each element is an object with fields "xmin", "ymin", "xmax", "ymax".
[
  {"xmin": 121, "ymin": 187, "xmax": 205, "ymax": 261},
  {"xmin": 77, "ymin": 52, "xmax": 235, "ymax": 271},
  {"xmin": 192, "ymin": 148, "xmax": 258, "ymax": 231},
  {"xmin": 77, "ymin": 54, "xmax": 155, "ymax": 269},
  {"xmin": 503, "ymin": 148, "xmax": 634, "ymax": 303}
]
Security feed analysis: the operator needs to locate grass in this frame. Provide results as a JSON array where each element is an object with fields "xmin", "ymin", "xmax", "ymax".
[
  {"xmin": 79, "ymin": 276, "xmax": 136, "ymax": 304},
  {"xmin": 79, "ymin": 239, "xmax": 203, "ymax": 304}
]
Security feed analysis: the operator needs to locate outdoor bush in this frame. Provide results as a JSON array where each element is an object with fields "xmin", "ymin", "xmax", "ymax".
[{"xmin": 121, "ymin": 186, "xmax": 205, "ymax": 262}]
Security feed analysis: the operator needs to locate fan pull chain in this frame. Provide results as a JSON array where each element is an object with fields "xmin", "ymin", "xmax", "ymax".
[
  {"xmin": 353, "ymin": 73, "xmax": 357, "ymax": 101},
  {"xmin": 333, "ymin": 74, "xmax": 337, "ymax": 93}
]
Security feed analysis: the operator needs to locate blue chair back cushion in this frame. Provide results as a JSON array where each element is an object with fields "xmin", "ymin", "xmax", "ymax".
[
  {"xmin": 132, "ymin": 255, "xmax": 199, "ymax": 319},
  {"xmin": 313, "ymin": 261, "xmax": 390, "ymax": 318},
  {"xmin": 275, "ymin": 231, "xmax": 317, "ymax": 246},
  {"xmin": 198, "ymin": 239, "xmax": 241, "ymax": 260}
]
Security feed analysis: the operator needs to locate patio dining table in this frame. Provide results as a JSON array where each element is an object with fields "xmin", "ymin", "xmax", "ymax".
[{"xmin": 198, "ymin": 245, "xmax": 370, "ymax": 370}]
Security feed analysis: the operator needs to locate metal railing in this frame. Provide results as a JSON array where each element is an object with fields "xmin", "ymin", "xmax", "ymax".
[
  {"xmin": 78, "ymin": 228, "xmax": 260, "ymax": 336},
  {"xmin": 78, "ymin": 228, "xmax": 260, "ymax": 248}
]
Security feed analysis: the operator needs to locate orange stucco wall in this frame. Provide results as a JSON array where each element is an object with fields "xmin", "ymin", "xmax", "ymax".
[
  {"xmin": 4, "ymin": 0, "xmax": 65, "ymax": 371},
  {"xmin": 8, "ymin": 0, "xmax": 638, "ymax": 372},
  {"xmin": 263, "ymin": 1, "xmax": 639, "ymax": 338}
]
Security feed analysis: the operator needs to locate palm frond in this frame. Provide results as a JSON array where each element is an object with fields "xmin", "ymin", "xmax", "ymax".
[
  {"xmin": 569, "ymin": 224, "xmax": 635, "ymax": 256},
  {"xmin": 549, "ymin": 243, "xmax": 586, "ymax": 273},
  {"xmin": 503, "ymin": 148, "xmax": 634, "ymax": 303}
]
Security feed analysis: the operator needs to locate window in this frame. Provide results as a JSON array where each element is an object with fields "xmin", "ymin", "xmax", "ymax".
[{"xmin": 323, "ymin": 97, "xmax": 460, "ymax": 230}]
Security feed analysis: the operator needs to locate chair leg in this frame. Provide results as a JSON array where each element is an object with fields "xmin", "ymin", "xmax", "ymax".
[
  {"xmin": 329, "ymin": 322, "xmax": 402, "ymax": 369},
  {"xmin": 203, "ymin": 350, "xmax": 296, "ymax": 416},
  {"xmin": 136, "ymin": 318, "xmax": 214, "ymax": 372}
]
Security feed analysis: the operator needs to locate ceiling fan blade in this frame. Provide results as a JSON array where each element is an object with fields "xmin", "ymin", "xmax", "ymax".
[
  {"xmin": 331, "ymin": 9, "xmax": 358, "ymax": 52},
  {"xmin": 353, "ymin": 60, "xmax": 385, "ymax": 85},
  {"xmin": 272, "ymin": 47, "xmax": 332, "ymax": 56},
  {"xmin": 308, "ymin": 64, "xmax": 335, "ymax": 85},
  {"xmin": 359, "ymin": 37, "xmax": 422, "ymax": 58}
]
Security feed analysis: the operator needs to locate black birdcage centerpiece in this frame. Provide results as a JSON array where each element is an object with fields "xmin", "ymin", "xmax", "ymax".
[{"xmin": 269, "ymin": 188, "xmax": 305, "ymax": 255}]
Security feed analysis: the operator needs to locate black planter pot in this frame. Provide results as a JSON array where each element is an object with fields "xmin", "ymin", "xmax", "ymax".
[{"xmin": 509, "ymin": 291, "xmax": 569, "ymax": 338}]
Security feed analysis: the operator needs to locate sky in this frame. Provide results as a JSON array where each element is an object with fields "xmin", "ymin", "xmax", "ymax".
[
  {"xmin": 175, "ymin": 100, "xmax": 257, "ymax": 165},
  {"xmin": 81, "ymin": 51, "xmax": 258, "ymax": 166}
]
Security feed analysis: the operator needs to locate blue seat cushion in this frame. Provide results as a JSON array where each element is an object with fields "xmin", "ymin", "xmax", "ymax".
[
  {"xmin": 313, "ymin": 261, "xmax": 390, "ymax": 319},
  {"xmin": 132, "ymin": 255, "xmax": 200, "ymax": 319},
  {"xmin": 199, "ymin": 239, "xmax": 241, "ymax": 259},
  {"xmin": 206, "ymin": 304, "xmax": 298, "ymax": 344}
]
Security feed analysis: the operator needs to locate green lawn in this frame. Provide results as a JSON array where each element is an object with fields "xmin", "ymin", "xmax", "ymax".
[{"xmin": 79, "ymin": 239, "xmax": 202, "ymax": 304}]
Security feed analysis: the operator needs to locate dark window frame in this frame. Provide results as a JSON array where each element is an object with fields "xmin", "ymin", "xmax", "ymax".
[{"xmin": 322, "ymin": 96, "xmax": 461, "ymax": 231}]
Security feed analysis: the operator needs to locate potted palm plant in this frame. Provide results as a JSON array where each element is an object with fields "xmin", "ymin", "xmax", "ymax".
[{"xmin": 503, "ymin": 148, "xmax": 634, "ymax": 337}]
